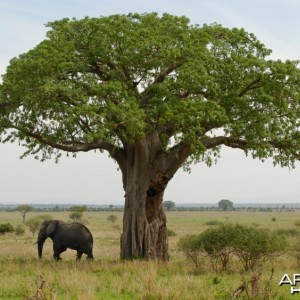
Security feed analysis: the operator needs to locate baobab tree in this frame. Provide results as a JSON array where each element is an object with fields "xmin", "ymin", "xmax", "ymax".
[{"xmin": 1, "ymin": 13, "xmax": 300, "ymax": 260}]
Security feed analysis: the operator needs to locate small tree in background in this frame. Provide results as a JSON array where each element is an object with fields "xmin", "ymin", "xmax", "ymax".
[
  {"xmin": 15, "ymin": 205, "xmax": 35, "ymax": 223},
  {"xmin": 218, "ymin": 199, "xmax": 234, "ymax": 211},
  {"xmin": 163, "ymin": 201, "xmax": 176, "ymax": 211},
  {"xmin": 26, "ymin": 218, "xmax": 42, "ymax": 237},
  {"xmin": 69, "ymin": 211, "xmax": 83, "ymax": 222},
  {"xmin": 107, "ymin": 214, "xmax": 118, "ymax": 223},
  {"xmin": 26, "ymin": 214, "xmax": 53, "ymax": 237},
  {"xmin": 69, "ymin": 205, "xmax": 86, "ymax": 222}
]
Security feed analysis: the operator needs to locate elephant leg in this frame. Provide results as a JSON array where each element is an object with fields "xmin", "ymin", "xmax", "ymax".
[
  {"xmin": 76, "ymin": 252, "xmax": 83, "ymax": 260},
  {"xmin": 84, "ymin": 247, "xmax": 94, "ymax": 260},
  {"xmin": 53, "ymin": 247, "xmax": 61, "ymax": 260},
  {"xmin": 53, "ymin": 244, "xmax": 66, "ymax": 260},
  {"xmin": 86, "ymin": 250, "xmax": 94, "ymax": 260},
  {"xmin": 53, "ymin": 254, "xmax": 62, "ymax": 261}
]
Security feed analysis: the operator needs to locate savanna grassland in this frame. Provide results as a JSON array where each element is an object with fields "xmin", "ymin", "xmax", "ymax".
[{"xmin": 1, "ymin": 210, "xmax": 300, "ymax": 299}]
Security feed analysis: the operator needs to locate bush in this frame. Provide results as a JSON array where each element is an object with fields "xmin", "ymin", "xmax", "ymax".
[
  {"xmin": 177, "ymin": 234, "xmax": 204, "ymax": 269},
  {"xmin": 167, "ymin": 229, "xmax": 177, "ymax": 237},
  {"xmin": 233, "ymin": 225, "xmax": 286, "ymax": 271},
  {"xmin": 201, "ymin": 223, "xmax": 237, "ymax": 271},
  {"xmin": 107, "ymin": 214, "xmax": 118, "ymax": 223},
  {"xmin": 178, "ymin": 223, "xmax": 286, "ymax": 272},
  {"xmin": 275, "ymin": 228, "xmax": 299, "ymax": 237},
  {"xmin": 15, "ymin": 225, "xmax": 25, "ymax": 236},
  {"xmin": 204, "ymin": 220, "xmax": 222, "ymax": 226},
  {"xmin": 0, "ymin": 223, "xmax": 14, "ymax": 234},
  {"xmin": 292, "ymin": 240, "xmax": 300, "ymax": 266}
]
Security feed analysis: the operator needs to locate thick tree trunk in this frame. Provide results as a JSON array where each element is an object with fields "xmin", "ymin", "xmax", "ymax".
[
  {"xmin": 120, "ymin": 138, "xmax": 172, "ymax": 260},
  {"xmin": 121, "ymin": 171, "xmax": 170, "ymax": 260},
  {"xmin": 116, "ymin": 134, "xmax": 191, "ymax": 260}
]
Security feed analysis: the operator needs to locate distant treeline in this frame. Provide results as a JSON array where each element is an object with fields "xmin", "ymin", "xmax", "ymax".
[
  {"xmin": 175, "ymin": 206, "xmax": 296, "ymax": 212},
  {"xmin": 0, "ymin": 204, "xmax": 298, "ymax": 212},
  {"xmin": 0, "ymin": 204, "xmax": 124, "ymax": 212}
]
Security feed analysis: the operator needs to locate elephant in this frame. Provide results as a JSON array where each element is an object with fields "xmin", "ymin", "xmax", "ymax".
[{"xmin": 35, "ymin": 220, "xmax": 94, "ymax": 260}]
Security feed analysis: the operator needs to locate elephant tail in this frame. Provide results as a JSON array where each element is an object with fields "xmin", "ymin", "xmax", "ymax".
[
  {"xmin": 90, "ymin": 239, "xmax": 94, "ymax": 250},
  {"xmin": 89, "ymin": 238, "xmax": 94, "ymax": 259}
]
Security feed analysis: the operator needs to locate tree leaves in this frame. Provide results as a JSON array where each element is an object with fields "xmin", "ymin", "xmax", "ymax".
[{"xmin": 0, "ymin": 13, "xmax": 299, "ymax": 167}]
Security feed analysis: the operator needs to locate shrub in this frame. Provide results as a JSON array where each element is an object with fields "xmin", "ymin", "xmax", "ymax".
[
  {"xmin": 15, "ymin": 225, "xmax": 25, "ymax": 236},
  {"xmin": 292, "ymin": 240, "xmax": 300, "ymax": 266},
  {"xmin": 178, "ymin": 223, "xmax": 286, "ymax": 272},
  {"xmin": 232, "ymin": 225, "xmax": 286, "ymax": 271},
  {"xmin": 177, "ymin": 234, "xmax": 204, "ymax": 269},
  {"xmin": 201, "ymin": 223, "xmax": 237, "ymax": 271},
  {"xmin": 0, "ymin": 223, "xmax": 14, "ymax": 234},
  {"xmin": 107, "ymin": 214, "xmax": 118, "ymax": 223},
  {"xmin": 167, "ymin": 229, "xmax": 177, "ymax": 237},
  {"xmin": 204, "ymin": 220, "xmax": 222, "ymax": 226},
  {"xmin": 275, "ymin": 228, "xmax": 299, "ymax": 237}
]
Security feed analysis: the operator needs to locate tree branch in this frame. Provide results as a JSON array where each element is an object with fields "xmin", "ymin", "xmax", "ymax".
[
  {"xmin": 204, "ymin": 136, "xmax": 248, "ymax": 149},
  {"xmin": 238, "ymin": 79, "xmax": 261, "ymax": 97},
  {"xmin": 25, "ymin": 129, "xmax": 128, "ymax": 174},
  {"xmin": 24, "ymin": 130, "xmax": 119, "ymax": 153},
  {"xmin": 153, "ymin": 63, "xmax": 181, "ymax": 84},
  {"xmin": 162, "ymin": 142, "xmax": 192, "ymax": 176},
  {"xmin": 205, "ymin": 136, "xmax": 300, "ymax": 161},
  {"xmin": 140, "ymin": 63, "xmax": 182, "ymax": 106}
]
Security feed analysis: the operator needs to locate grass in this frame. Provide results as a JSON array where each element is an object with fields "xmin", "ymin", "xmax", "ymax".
[{"xmin": 1, "ymin": 210, "xmax": 300, "ymax": 299}]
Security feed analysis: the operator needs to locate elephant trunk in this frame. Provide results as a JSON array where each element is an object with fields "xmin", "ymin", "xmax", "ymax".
[{"xmin": 37, "ymin": 238, "xmax": 46, "ymax": 259}]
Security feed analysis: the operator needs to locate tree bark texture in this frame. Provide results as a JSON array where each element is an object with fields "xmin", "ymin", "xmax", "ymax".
[{"xmin": 118, "ymin": 134, "xmax": 190, "ymax": 260}]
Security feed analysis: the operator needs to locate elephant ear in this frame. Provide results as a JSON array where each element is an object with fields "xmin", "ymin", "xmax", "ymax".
[{"xmin": 46, "ymin": 221, "xmax": 57, "ymax": 236}]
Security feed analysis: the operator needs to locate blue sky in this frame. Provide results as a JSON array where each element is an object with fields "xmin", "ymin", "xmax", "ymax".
[{"xmin": 0, "ymin": 0, "xmax": 300, "ymax": 204}]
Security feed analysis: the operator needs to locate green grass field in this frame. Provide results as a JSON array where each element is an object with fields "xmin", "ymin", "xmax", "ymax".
[{"xmin": 0, "ymin": 210, "xmax": 300, "ymax": 299}]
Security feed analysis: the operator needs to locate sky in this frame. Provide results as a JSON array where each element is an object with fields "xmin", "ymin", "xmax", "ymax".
[{"xmin": 0, "ymin": 0, "xmax": 300, "ymax": 205}]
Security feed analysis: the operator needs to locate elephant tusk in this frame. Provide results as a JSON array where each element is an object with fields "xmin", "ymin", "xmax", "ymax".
[{"xmin": 33, "ymin": 239, "xmax": 41, "ymax": 245}]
